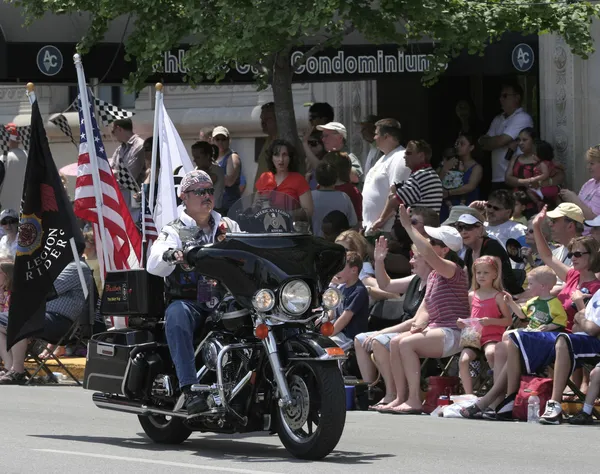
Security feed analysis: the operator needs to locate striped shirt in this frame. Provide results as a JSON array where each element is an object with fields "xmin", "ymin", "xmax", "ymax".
[
  {"xmin": 395, "ymin": 165, "xmax": 443, "ymax": 212},
  {"xmin": 424, "ymin": 264, "xmax": 470, "ymax": 329}
]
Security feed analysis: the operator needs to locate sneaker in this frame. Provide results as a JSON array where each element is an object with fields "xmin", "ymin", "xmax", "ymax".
[
  {"xmin": 0, "ymin": 370, "xmax": 28, "ymax": 385},
  {"xmin": 539, "ymin": 400, "xmax": 563, "ymax": 425},
  {"xmin": 185, "ymin": 392, "xmax": 208, "ymax": 415},
  {"xmin": 568, "ymin": 411, "xmax": 594, "ymax": 425}
]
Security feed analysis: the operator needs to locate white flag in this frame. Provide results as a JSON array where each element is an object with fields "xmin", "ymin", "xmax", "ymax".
[{"xmin": 154, "ymin": 102, "xmax": 194, "ymax": 230}]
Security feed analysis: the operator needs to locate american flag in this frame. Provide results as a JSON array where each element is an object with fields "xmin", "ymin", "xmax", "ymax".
[
  {"xmin": 143, "ymin": 204, "xmax": 158, "ymax": 244},
  {"xmin": 74, "ymin": 88, "xmax": 142, "ymax": 272}
]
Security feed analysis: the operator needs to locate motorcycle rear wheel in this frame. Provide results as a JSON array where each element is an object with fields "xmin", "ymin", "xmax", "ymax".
[
  {"xmin": 138, "ymin": 414, "xmax": 192, "ymax": 445},
  {"xmin": 276, "ymin": 361, "xmax": 346, "ymax": 460}
]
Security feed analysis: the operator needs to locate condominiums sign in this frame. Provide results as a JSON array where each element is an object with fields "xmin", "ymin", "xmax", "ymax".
[
  {"xmin": 159, "ymin": 45, "xmax": 433, "ymax": 81},
  {"xmin": 237, "ymin": 49, "xmax": 431, "ymax": 77}
]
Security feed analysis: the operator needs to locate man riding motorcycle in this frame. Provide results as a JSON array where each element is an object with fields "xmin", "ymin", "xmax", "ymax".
[{"xmin": 147, "ymin": 170, "xmax": 240, "ymax": 415}]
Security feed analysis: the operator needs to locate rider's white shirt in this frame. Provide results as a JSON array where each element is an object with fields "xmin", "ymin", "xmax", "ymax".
[{"xmin": 147, "ymin": 209, "xmax": 240, "ymax": 278}]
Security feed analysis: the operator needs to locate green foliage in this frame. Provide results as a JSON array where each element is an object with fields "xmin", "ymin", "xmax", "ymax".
[{"xmin": 12, "ymin": 0, "xmax": 600, "ymax": 91}]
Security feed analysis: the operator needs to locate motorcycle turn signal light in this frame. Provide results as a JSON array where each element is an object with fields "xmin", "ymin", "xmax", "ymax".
[
  {"xmin": 255, "ymin": 323, "xmax": 269, "ymax": 340},
  {"xmin": 325, "ymin": 347, "xmax": 345, "ymax": 357},
  {"xmin": 320, "ymin": 322, "xmax": 334, "ymax": 337}
]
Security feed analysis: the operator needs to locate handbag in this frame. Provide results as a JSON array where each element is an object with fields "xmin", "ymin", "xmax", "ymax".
[{"xmin": 368, "ymin": 298, "xmax": 407, "ymax": 331}]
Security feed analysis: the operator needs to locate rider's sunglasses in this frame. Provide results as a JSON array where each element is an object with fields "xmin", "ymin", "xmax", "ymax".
[
  {"xmin": 567, "ymin": 251, "xmax": 590, "ymax": 259},
  {"xmin": 185, "ymin": 188, "xmax": 215, "ymax": 197}
]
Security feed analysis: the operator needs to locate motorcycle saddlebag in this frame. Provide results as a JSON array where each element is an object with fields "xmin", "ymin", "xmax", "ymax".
[
  {"xmin": 83, "ymin": 329, "xmax": 154, "ymax": 395},
  {"xmin": 100, "ymin": 269, "xmax": 165, "ymax": 319}
]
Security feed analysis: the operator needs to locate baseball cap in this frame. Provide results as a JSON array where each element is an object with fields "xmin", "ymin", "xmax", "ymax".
[
  {"xmin": 457, "ymin": 213, "xmax": 483, "ymax": 225},
  {"xmin": 546, "ymin": 203, "xmax": 585, "ymax": 224},
  {"xmin": 180, "ymin": 170, "xmax": 213, "ymax": 194},
  {"xmin": 585, "ymin": 215, "xmax": 600, "ymax": 227},
  {"xmin": 212, "ymin": 126, "xmax": 230, "ymax": 138},
  {"xmin": 0, "ymin": 209, "xmax": 18, "ymax": 221},
  {"xmin": 5, "ymin": 123, "xmax": 19, "ymax": 142},
  {"xmin": 316, "ymin": 122, "xmax": 347, "ymax": 139},
  {"xmin": 442, "ymin": 206, "xmax": 484, "ymax": 226},
  {"xmin": 424, "ymin": 225, "xmax": 463, "ymax": 253}
]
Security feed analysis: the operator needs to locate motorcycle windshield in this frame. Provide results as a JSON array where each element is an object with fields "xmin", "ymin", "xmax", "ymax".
[
  {"xmin": 227, "ymin": 191, "xmax": 310, "ymax": 234},
  {"xmin": 186, "ymin": 193, "xmax": 345, "ymax": 308}
]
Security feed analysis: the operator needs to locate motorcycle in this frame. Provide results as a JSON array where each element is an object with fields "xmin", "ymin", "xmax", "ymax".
[{"xmin": 83, "ymin": 192, "xmax": 348, "ymax": 460}]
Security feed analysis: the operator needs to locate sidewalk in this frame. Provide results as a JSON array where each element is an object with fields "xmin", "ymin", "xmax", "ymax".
[{"xmin": 24, "ymin": 357, "xmax": 86, "ymax": 381}]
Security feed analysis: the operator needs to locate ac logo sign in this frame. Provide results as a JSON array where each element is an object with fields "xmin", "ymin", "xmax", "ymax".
[
  {"xmin": 511, "ymin": 43, "xmax": 534, "ymax": 73},
  {"xmin": 36, "ymin": 45, "xmax": 63, "ymax": 76}
]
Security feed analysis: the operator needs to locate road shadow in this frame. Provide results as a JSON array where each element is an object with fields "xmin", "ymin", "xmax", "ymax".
[{"xmin": 30, "ymin": 432, "xmax": 394, "ymax": 465}]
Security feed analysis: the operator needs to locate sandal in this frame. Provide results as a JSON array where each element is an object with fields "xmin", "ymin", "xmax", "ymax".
[{"xmin": 459, "ymin": 403, "xmax": 484, "ymax": 419}]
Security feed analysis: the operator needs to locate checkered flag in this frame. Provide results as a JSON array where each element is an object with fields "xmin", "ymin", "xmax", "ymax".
[
  {"xmin": 0, "ymin": 124, "xmax": 32, "ymax": 156},
  {"xmin": 116, "ymin": 159, "xmax": 140, "ymax": 193},
  {"xmin": 95, "ymin": 98, "xmax": 135, "ymax": 127},
  {"xmin": 74, "ymin": 96, "xmax": 135, "ymax": 127},
  {"xmin": 50, "ymin": 114, "xmax": 77, "ymax": 147}
]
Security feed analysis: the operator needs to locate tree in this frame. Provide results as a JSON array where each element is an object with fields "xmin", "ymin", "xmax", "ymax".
[{"xmin": 13, "ymin": 0, "xmax": 600, "ymax": 146}]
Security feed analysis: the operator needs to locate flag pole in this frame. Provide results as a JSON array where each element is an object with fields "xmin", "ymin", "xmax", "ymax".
[
  {"xmin": 25, "ymin": 82, "xmax": 88, "ymax": 300},
  {"xmin": 148, "ymin": 83, "xmax": 163, "ymax": 213},
  {"xmin": 73, "ymin": 54, "xmax": 111, "ymax": 275}
]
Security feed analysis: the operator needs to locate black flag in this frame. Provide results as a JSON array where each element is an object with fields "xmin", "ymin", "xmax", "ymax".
[{"xmin": 7, "ymin": 100, "xmax": 84, "ymax": 349}]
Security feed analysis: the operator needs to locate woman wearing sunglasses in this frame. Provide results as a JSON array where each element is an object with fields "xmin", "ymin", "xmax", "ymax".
[
  {"xmin": 457, "ymin": 212, "xmax": 523, "ymax": 295},
  {"xmin": 0, "ymin": 209, "xmax": 19, "ymax": 259},
  {"xmin": 377, "ymin": 205, "xmax": 470, "ymax": 414}
]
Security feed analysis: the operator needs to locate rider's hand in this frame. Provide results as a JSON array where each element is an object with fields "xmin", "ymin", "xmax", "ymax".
[{"xmin": 163, "ymin": 249, "xmax": 184, "ymax": 264}]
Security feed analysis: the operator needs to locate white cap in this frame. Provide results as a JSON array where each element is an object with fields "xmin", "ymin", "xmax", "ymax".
[
  {"xmin": 585, "ymin": 215, "xmax": 600, "ymax": 227},
  {"xmin": 0, "ymin": 209, "xmax": 18, "ymax": 221},
  {"xmin": 424, "ymin": 225, "xmax": 463, "ymax": 253},
  {"xmin": 212, "ymin": 126, "xmax": 230, "ymax": 138},
  {"xmin": 316, "ymin": 122, "xmax": 347, "ymax": 139},
  {"xmin": 457, "ymin": 213, "xmax": 483, "ymax": 225}
]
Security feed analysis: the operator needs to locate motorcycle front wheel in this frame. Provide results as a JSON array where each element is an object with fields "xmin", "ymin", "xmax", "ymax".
[
  {"xmin": 276, "ymin": 361, "xmax": 346, "ymax": 460},
  {"xmin": 138, "ymin": 414, "xmax": 192, "ymax": 445}
]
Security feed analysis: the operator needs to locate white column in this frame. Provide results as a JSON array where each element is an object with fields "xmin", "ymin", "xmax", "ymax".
[{"xmin": 539, "ymin": 32, "xmax": 596, "ymax": 191}]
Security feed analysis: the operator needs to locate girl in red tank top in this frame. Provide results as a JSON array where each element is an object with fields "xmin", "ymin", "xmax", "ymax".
[{"xmin": 457, "ymin": 256, "xmax": 513, "ymax": 394}]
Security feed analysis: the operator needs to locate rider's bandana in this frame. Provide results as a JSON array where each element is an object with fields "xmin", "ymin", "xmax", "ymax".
[{"xmin": 180, "ymin": 170, "xmax": 213, "ymax": 194}]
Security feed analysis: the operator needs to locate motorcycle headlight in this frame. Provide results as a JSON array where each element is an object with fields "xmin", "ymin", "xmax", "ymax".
[
  {"xmin": 280, "ymin": 280, "xmax": 311, "ymax": 316},
  {"xmin": 322, "ymin": 287, "xmax": 342, "ymax": 310},
  {"xmin": 252, "ymin": 289, "xmax": 275, "ymax": 312}
]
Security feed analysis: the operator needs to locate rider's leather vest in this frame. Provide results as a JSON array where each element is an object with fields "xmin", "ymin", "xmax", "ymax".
[{"xmin": 164, "ymin": 217, "xmax": 232, "ymax": 301}]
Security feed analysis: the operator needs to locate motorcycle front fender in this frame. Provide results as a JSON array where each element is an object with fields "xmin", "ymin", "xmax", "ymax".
[{"xmin": 283, "ymin": 332, "xmax": 347, "ymax": 362}]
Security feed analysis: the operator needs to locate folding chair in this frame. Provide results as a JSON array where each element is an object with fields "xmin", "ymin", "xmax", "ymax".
[{"xmin": 25, "ymin": 271, "xmax": 95, "ymax": 386}]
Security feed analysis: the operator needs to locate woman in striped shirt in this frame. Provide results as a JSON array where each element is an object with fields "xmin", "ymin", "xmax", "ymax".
[{"xmin": 379, "ymin": 205, "xmax": 470, "ymax": 414}]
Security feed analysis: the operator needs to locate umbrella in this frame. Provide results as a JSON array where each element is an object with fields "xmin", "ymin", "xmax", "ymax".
[{"xmin": 59, "ymin": 162, "xmax": 79, "ymax": 176}]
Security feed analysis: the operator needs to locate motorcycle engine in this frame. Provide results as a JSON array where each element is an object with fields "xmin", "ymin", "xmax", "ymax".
[{"xmin": 200, "ymin": 336, "xmax": 253, "ymax": 394}]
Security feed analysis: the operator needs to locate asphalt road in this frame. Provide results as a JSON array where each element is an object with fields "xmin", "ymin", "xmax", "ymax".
[{"xmin": 1, "ymin": 385, "xmax": 597, "ymax": 473}]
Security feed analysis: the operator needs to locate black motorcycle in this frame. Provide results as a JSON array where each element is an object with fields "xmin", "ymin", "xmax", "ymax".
[{"xmin": 83, "ymin": 193, "xmax": 348, "ymax": 460}]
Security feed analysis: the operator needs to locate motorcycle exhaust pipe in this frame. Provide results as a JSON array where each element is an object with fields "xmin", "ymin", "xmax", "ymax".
[{"xmin": 92, "ymin": 392, "xmax": 188, "ymax": 419}]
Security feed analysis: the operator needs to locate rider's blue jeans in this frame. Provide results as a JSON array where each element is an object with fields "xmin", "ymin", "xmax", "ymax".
[{"xmin": 164, "ymin": 300, "xmax": 207, "ymax": 388}]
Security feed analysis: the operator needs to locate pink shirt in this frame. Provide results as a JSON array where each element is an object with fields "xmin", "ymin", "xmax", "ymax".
[
  {"xmin": 425, "ymin": 264, "xmax": 470, "ymax": 329},
  {"xmin": 471, "ymin": 293, "xmax": 505, "ymax": 345},
  {"xmin": 579, "ymin": 178, "xmax": 600, "ymax": 215},
  {"xmin": 558, "ymin": 268, "xmax": 600, "ymax": 330}
]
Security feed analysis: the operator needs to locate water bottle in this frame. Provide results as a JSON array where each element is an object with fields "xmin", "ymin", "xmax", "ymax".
[{"xmin": 527, "ymin": 391, "xmax": 540, "ymax": 423}]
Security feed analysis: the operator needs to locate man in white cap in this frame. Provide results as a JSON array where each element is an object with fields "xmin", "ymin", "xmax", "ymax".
[
  {"xmin": 147, "ymin": 170, "xmax": 240, "ymax": 416},
  {"xmin": 213, "ymin": 126, "xmax": 242, "ymax": 212},
  {"xmin": 0, "ymin": 123, "xmax": 27, "ymax": 213},
  {"xmin": 584, "ymin": 215, "xmax": 600, "ymax": 242},
  {"xmin": 310, "ymin": 122, "xmax": 363, "ymax": 184}
]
